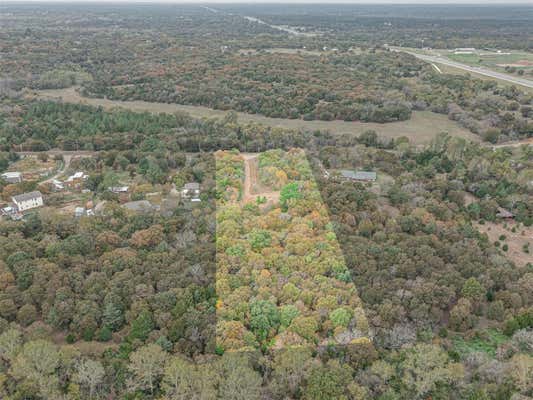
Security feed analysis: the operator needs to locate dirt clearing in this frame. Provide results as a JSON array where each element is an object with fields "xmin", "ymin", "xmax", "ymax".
[
  {"xmin": 476, "ymin": 221, "xmax": 532, "ymax": 267},
  {"xmin": 242, "ymin": 153, "xmax": 280, "ymax": 206}
]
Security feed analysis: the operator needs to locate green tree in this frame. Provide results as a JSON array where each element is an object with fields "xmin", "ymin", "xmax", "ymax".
[
  {"xmin": 280, "ymin": 182, "xmax": 302, "ymax": 211},
  {"xmin": 303, "ymin": 360, "xmax": 353, "ymax": 400},
  {"xmin": 249, "ymin": 300, "xmax": 280, "ymax": 341},
  {"xmin": 330, "ymin": 308, "xmax": 352, "ymax": 328},
  {"xmin": 128, "ymin": 309, "xmax": 155, "ymax": 342}
]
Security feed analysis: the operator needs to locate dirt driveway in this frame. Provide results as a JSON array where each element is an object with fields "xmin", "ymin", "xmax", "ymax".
[{"xmin": 241, "ymin": 153, "xmax": 280, "ymax": 205}]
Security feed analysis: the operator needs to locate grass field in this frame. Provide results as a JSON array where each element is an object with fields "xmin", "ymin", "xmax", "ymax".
[
  {"xmin": 452, "ymin": 329, "xmax": 508, "ymax": 358},
  {"xmin": 393, "ymin": 46, "xmax": 533, "ymax": 91},
  {"xmin": 448, "ymin": 50, "xmax": 533, "ymax": 76},
  {"xmin": 31, "ymin": 87, "xmax": 480, "ymax": 145}
]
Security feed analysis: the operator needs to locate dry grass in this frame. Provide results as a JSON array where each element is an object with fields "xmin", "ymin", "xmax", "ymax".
[
  {"xmin": 436, "ymin": 63, "xmax": 533, "ymax": 93},
  {"xmin": 9, "ymin": 157, "xmax": 57, "ymax": 174},
  {"xmin": 476, "ymin": 221, "xmax": 532, "ymax": 267},
  {"xmin": 31, "ymin": 87, "xmax": 480, "ymax": 145}
]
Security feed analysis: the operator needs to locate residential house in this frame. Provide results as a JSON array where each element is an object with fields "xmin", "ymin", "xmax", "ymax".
[
  {"xmin": 51, "ymin": 179, "xmax": 64, "ymax": 191},
  {"xmin": 12, "ymin": 191, "xmax": 44, "ymax": 212},
  {"xmin": 496, "ymin": 207, "xmax": 514, "ymax": 219},
  {"xmin": 181, "ymin": 182, "xmax": 201, "ymax": 202},
  {"xmin": 108, "ymin": 186, "xmax": 129, "ymax": 193},
  {"xmin": 65, "ymin": 171, "xmax": 88, "ymax": 189},
  {"xmin": 340, "ymin": 170, "xmax": 377, "ymax": 182},
  {"xmin": 1, "ymin": 172, "xmax": 22, "ymax": 184}
]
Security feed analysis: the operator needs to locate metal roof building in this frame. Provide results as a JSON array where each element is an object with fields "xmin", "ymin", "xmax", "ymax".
[{"xmin": 340, "ymin": 170, "xmax": 377, "ymax": 182}]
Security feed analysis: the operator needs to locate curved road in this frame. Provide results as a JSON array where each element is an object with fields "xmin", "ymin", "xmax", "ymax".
[{"xmin": 404, "ymin": 51, "xmax": 533, "ymax": 89}]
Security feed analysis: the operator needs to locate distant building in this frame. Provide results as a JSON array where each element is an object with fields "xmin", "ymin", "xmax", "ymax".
[
  {"xmin": 65, "ymin": 171, "xmax": 88, "ymax": 188},
  {"xmin": 340, "ymin": 170, "xmax": 377, "ymax": 182},
  {"xmin": 12, "ymin": 191, "xmax": 43, "ymax": 212},
  {"xmin": 1, "ymin": 206, "xmax": 15, "ymax": 217},
  {"xmin": 108, "ymin": 186, "xmax": 129, "ymax": 193},
  {"xmin": 181, "ymin": 182, "xmax": 201, "ymax": 202},
  {"xmin": 51, "ymin": 179, "xmax": 64, "ymax": 191},
  {"xmin": 496, "ymin": 207, "xmax": 514, "ymax": 219},
  {"xmin": 74, "ymin": 207, "xmax": 86, "ymax": 218},
  {"xmin": 1, "ymin": 206, "xmax": 22, "ymax": 220},
  {"xmin": 1, "ymin": 172, "xmax": 22, "ymax": 184},
  {"xmin": 454, "ymin": 47, "xmax": 476, "ymax": 54}
]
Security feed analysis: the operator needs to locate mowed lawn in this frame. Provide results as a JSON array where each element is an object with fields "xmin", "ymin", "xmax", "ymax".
[
  {"xmin": 448, "ymin": 51, "xmax": 533, "ymax": 72},
  {"xmin": 33, "ymin": 87, "xmax": 480, "ymax": 145}
]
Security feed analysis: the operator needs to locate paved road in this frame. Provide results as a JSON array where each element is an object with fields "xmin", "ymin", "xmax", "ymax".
[{"xmin": 403, "ymin": 51, "xmax": 533, "ymax": 89}]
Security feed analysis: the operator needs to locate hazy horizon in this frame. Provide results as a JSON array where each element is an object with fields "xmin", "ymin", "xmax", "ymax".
[{"xmin": 3, "ymin": 0, "xmax": 533, "ymax": 4}]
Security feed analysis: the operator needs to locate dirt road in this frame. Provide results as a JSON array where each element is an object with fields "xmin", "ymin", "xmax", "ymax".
[
  {"xmin": 241, "ymin": 153, "xmax": 280, "ymax": 205},
  {"xmin": 491, "ymin": 138, "xmax": 533, "ymax": 149},
  {"xmin": 16, "ymin": 151, "xmax": 95, "ymax": 184}
]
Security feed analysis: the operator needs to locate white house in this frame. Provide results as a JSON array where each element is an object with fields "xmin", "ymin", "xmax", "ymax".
[
  {"xmin": 51, "ymin": 179, "xmax": 64, "ymax": 191},
  {"xmin": 1, "ymin": 172, "xmax": 22, "ymax": 184},
  {"xmin": 181, "ymin": 182, "xmax": 201, "ymax": 202},
  {"xmin": 12, "ymin": 191, "xmax": 44, "ymax": 212},
  {"xmin": 65, "ymin": 171, "xmax": 88, "ymax": 184},
  {"xmin": 108, "ymin": 186, "xmax": 129, "ymax": 193}
]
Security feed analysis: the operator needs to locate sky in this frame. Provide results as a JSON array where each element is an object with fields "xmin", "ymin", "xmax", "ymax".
[{"xmin": 7, "ymin": 0, "xmax": 533, "ymax": 3}]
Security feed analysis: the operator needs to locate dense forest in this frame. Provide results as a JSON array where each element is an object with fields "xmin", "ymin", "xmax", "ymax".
[
  {"xmin": 1, "ymin": 4, "xmax": 532, "ymax": 142},
  {"xmin": 0, "ymin": 97, "xmax": 531, "ymax": 399},
  {"xmin": 0, "ymin": 4, "xmax": 532, "ymax": 400}
]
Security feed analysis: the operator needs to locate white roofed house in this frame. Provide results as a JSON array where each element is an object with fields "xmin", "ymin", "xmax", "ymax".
[
  {"xmin": 64, "ymin": 171, "xmax": 88, "ymax": 189},
  {"xmin": 12, "ymin": 191, "xmax": 44, "ymax": 212},
  {"xmin": 108, "ymin": 186, "xmax": 129, "ymax": 193},
  {"xmin": 1, "ymin": 171, "xmax": 22, "ymax": 184},
  {"xmin": 181, "ymin": 182, "xmax": 201, "ymax": 202},
  {"xmin": 51, "ymin": 179, "xmax": 64, "ymax": 191}
]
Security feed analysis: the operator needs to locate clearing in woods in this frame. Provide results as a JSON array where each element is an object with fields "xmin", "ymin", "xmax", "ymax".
[
  {"xmin": 464, "ymin": 192, "xmax": 532, "ymax": 267},
  {"xmin": 30, "ymin": 87, "xmax": 480, "ymax": 145},
  {"xmin": 475, "ymin": 222, "xmax": 532, "ymax": 268},
  {"xmin": 241, "ymin": 153, "xmax": 280, "ymax": 205},
  {"xmin": 215, "ymin": 149, "xmax": 370, "ymax": 351}
]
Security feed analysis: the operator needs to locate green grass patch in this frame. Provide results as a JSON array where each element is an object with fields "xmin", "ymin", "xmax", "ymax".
[{"xmin": 452, "ymin": 329, "xmax": 508, "ymax": 358}]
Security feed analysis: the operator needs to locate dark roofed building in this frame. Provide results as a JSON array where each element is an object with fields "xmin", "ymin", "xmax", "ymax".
[
  {"xmin": 496, "ymin": 207, "xmax": 514, "ymax": 219},
  {"xmin": 340, "ymin": 170, "xmax": 377, "ymax": 182}
]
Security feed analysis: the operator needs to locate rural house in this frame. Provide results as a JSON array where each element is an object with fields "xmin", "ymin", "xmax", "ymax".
[
  {"xmin": 12, "ymin": 191, "xmax": 44, "ymax": 212},
  {"xmin": 65, "ymin": 171, "xmax": 88, "ymax": 188},
  {"xmin": 108, "ymin": 186, "xmax": 129, "ymax": 193},
  {"xmin": 340, "ymin": 170, "xmax": 377, "ymax": 182},
  {"xmin": 496, "ymin": 207, "xmax": 514, "ymax": 219},
  {"xmin": 1, "ymin": 171, "xmax": 23, "ymax": 184},
  {"xmin": 181, "ymin": 182, "xmax": 201, "ymax": 202}
]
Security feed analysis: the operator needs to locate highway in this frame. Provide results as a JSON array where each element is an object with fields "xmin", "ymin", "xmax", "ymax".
[{"xmin": 401, "ymin": 51, "xmax": 533, "ymax": 89}]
